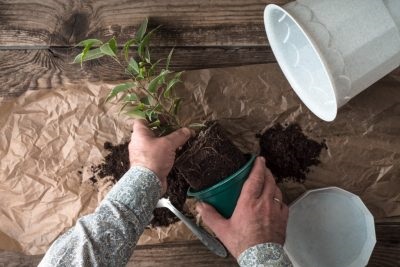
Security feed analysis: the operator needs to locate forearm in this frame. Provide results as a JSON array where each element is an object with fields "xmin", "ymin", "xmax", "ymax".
[
  {"xmin": 39, "ymin": 166, "xmax": 162, "ymax": 267},
  {"xmin": 238, "ymin": 243, "xmax": 293, "ymax": 267}
]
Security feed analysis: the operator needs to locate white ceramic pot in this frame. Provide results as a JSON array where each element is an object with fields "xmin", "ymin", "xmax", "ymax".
[{"xmin": 264, "ymin": 0, "xmax": 400, "ymax": 121}]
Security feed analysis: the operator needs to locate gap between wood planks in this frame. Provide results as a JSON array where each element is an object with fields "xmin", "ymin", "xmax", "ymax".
[{"xmin": 0, "ymin": 46, "xmax": 276, "ymax": 98}]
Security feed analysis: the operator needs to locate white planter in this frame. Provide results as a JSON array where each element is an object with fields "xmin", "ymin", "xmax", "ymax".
[
  {"xmin": 285, "ymin": 187, "xmax": 376, "ymax": 267},
  {"xmin": 264, "ymin": 0, "xmax": 400, "ymax": 121}
]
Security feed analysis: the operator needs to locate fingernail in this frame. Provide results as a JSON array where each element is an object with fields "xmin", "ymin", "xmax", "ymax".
[
  {"xmin": 259, "ymin": 156, "xmax": 266, "ymax": 163},
  {"xmin": 183, "ymin": 127, "xmax": 193, "ymax": 137},
  {"xmin": 196, "ymin": 202, "xmax": 204, "ymax": 213}
]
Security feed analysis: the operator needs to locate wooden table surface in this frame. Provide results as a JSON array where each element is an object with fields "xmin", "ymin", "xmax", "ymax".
[{"xmin": 0, "ymin": 0, "xmax": 399, "ymax": 266}]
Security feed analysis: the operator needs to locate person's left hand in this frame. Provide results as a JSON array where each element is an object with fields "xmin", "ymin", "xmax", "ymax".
[
  {"xmin": 129, "ymin": 119, "xmax": 192, "ymax": 194},
  {"xmin": 196, "ymin": 157, "xmax": 289, "ymax": 258}
]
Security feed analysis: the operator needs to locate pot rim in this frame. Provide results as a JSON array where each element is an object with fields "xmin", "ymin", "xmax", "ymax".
[{"xmin": 187, "ymin": 155, "xmax": 257, "ymax": 198}]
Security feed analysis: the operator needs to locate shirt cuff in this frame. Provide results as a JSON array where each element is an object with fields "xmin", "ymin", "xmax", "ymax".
[
  {"xmin": 238, "ymin": 243, "xmax": 293, "ymax": 267},
  {"xmin": 104, "ymin": 166, "xmax": 163, "ymax": 225}
]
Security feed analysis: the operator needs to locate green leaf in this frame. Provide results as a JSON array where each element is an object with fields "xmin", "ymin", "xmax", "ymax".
[
  {"xmin": 136, "ymin": 103, "xmax": 146, "ymax": 110},
  {"xmin": 109, "ymin": 37, "xmax": 117, "ymax": 54},
  {"xmin": 126, "ymin": 109, "xmax": 146, "ymax": 119},
  {"xmin": 73, "ymin": 48, "xmax": 105, "ymax": 64},
  {"xmin": 123, "ymin": 93, "xmax": 138, "ymax": 102},
  {"xmin": 73, "ymin": 53, "xmax": 84, "ymax": 64},
  {"xmin": 128, "ymin": 58, "xmax": 140, "ymax": 74},
  {"xmin": 123, "ymin": 39, "xmax": 135, "ymax": 61},
  {"xmin": 137, "ymin": 25, "xmax": 160, "ymax": 60},
  {"xmin": 106, "ymin": 82, "xmax": 136, "ymax": 101},
  {"xmin": 80, "ymin": 45, "xmax": 92, "ymax": 66},
  {"xmin": 172, "ymin": 98, "xmax": 183, "ymax": 115},
  {"xmin": 118, "ymin": 102, "xmax": 129, "ymax": 114},
  {"xmin": 75, "ymin": 39, "xmax": 104, "ymax": 66},
  {"xmin": 145, "ymin": 47, "xmax": 151, "ymax": 63},
  {"xmin": 149, "ymin": 59, "xmax": 162, "ymax": 76},
  {"xmin": 145, "ymin": 109, "xmax": 155, "ymax": 121},
  {"xmin": 138, "ymin": 67, "xmax": 145, "ymax": 79},
  {"xmin": 76, "ymin": 39, "xmax": 103, "ymax": 47},
  {"xmin": 175, "ymin": 71, "xmax": 183, "ymax": 79},
  {"xmin": 166, "ymin": 47, "xmax": 174, "ymax": 70},
  {"xmin": 164, "ymin": 72, "xmax": 183, "ymax": 97},
  {"xmin": 137, "ymin": 44, "xmax": 144, "ymax": 60},
  {"xmin": 135, "ymin": 18, "xmax": 148, "ymax": 42},
  {"xmin": 148, "ymin": 70, "xmax": 171, "ymax": 93},
  {"xmin": 188, "ymin": 123, "xmax": 206, "ymax": 129},
  {"xmin": 139, "ymin": 96, "xmax": 150, "ymax": 105},
  {"xmin": 85, "ymin": 48, "xmax": 105, "ymax": 60},
  {"xmin": 100, "ymin": 42, "xmax": 117, "ymax": 57}
]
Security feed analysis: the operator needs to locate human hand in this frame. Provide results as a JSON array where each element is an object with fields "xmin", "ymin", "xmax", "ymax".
[
  {"xmin": 129, "ymin": 119, "xmax": 192, "ymax": 194},
  {"xmin": 196, "ymin": 157, "xmax": 288, "ymax": 259}
]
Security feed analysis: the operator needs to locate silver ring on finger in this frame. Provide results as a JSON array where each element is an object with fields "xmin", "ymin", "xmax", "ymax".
[
  {"xmin": 273, "ymin": 197, "xmax": 283, "ymax": 207},
  {"xmin": 273, "ymin": 197, "xmax": 281, "ymax": 204}
]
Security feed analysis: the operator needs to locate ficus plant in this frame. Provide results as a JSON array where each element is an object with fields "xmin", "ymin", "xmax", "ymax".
[{"xmin": 74, "ymin": 18, "xmax": 202, "ymax": 136}]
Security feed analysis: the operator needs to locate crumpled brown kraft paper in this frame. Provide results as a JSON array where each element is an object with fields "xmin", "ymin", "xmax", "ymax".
[{"xmin": 0, "ymin": 64, "xmax": 399, "ymax": 255}]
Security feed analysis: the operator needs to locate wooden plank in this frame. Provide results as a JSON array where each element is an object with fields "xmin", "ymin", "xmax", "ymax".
[
  {"xmin": 129, "ymin": 241, "xmax": 237, "ymax": 267},
  {"xmin": 368, "ymin": 223, "xmax": 400, "ymax": 267},
  {"xmin": 0, "ymin": 251, "xmax": 42, "ymax": 267},
  {"xmin": 0, "ymin": 241, "xmax": 237, "ymax": 267},
  {"xmin": 0, "ymin": 0, "xmax": 290, "ymax": 47},
  {"xmin": 0, "ymin": 223, "xmax": 399, "ymax": 266},
  {"xmin": 0, "ymin": 47, "xmax": 276, "ymax": 98}
]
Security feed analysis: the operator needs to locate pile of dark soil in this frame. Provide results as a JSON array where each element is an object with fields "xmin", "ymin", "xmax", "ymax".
[
  {"xmin": 175, "ymin": 121, "xmax": 248, "ymax": 191},
  {"xmin": 94, "ymin": 141, "xmax": 190, "ymax": 227},
  {"xmin": 258, "ymin": 123, "xmax": 327, "ymax": 183}
]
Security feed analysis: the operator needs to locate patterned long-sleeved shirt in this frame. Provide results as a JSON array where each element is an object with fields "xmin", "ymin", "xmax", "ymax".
[{"xmin": 39, "ymin": 166, "xmax": 292, "ymax": 267}]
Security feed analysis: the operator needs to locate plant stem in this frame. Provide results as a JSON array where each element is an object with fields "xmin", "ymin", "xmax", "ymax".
[{"xmin": 113, "ymin": 53, "xmax": 181, "ymax": 129}]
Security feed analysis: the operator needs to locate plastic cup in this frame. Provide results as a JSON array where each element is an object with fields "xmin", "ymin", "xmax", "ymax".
[
  {"xmin": 187, "ymin": 155, "xmax": 256, "ymax": 218},
  {"xmin": 284, "ymin": 187, "xmax": 376, "ymax": 267},
  {"xmin": 264, "ymin": 0, "xmax": 400, "ymax": 121}
]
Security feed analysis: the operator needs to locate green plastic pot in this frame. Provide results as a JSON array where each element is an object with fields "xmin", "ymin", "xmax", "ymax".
[{"xmin": 187, "ymin": 155, "xmax": 257, "ymax": 218}]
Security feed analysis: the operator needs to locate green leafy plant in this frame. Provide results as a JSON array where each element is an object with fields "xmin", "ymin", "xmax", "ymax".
[{"xmin": 74, "ymin": 19, "xmax": 200, "ymax": 135}]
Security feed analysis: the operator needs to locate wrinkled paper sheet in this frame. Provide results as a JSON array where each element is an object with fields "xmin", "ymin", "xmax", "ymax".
[{"xmin": 0, "ymin": 64, "xmax": 399, "ymax": 255}]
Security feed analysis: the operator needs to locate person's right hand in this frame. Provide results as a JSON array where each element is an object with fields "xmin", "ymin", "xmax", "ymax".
[
  {"xmin": 196, "ymin": 156, "xmax": 289, "ymax": 259},
  {"xmin": 129, "ymin": 119, "xmax": 192, "ymax": 194}
]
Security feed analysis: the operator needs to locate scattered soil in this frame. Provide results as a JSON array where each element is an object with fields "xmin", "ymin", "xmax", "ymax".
[
  {"xmin": 90, "ymin": 122, "xmax": 325, "ymax": 226},
  {"xmin": 94, "ymin": 141, "xmax": 191, "ymax": 227},
  {"xmin": 175, "ymin": 121, "xmax": 248, "ymax": 191},
  {"xmin": 151, "ymin": 166, "xmax": 191, "ymax": 227},
  {"xmin": 91, "ymin": 121, "xmax": 247, "ymax": 226},
  {"xmin": 98, "ymin": 141, "xmax": 130, "ymax": 180},
  {"xmin": 258, "ymin": 123, "xmax": 327, "ymax": 183}
]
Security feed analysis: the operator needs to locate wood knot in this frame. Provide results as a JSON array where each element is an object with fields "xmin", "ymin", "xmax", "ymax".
[{"xmin": 60, "ymin": 12, "xmax": 90, "ymax": 45}]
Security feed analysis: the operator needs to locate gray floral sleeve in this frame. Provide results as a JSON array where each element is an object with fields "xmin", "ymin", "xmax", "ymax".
[
  {"xmin": 238, "ymin": 243, "xmax": 293, "ymax": 267},
  {"xmin": 39, "ymin": 166, "xmax": 292, "ymax": 267},
  {"xmin": 38, "ymin": 166, "xmax": 162, "ymax": 267}
]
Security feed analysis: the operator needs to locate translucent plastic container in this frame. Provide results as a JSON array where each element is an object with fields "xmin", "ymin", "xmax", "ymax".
[{"xmin": 284, "ymin": 187, "xmax": 376, "ymax": 267}]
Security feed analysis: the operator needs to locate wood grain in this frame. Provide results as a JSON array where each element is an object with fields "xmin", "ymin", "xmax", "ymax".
[
  {"xmin": 0, "ymin": 47, "xmax": 276, "ymax": 98},
  {"xmin": 0, "ymin": 0, "xmax": 289, "ymax": 47},
  {"xmin": 0, "ymin": 1, "xmax": 399, "ymax": 266},
  {"xmin": 0, "ymin": 0, "xmax": 287, "ymax": 97},
  {"xmin": 129, "ymin": 241, "xmax": 237, "ymax": 267},
  {"xmin": 368, "ymin": 223, "xmax": 400, "ymax": 267},
  {"xmin": 0, "ymin": 241, "xmax": 237, "ymax": 267}
]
